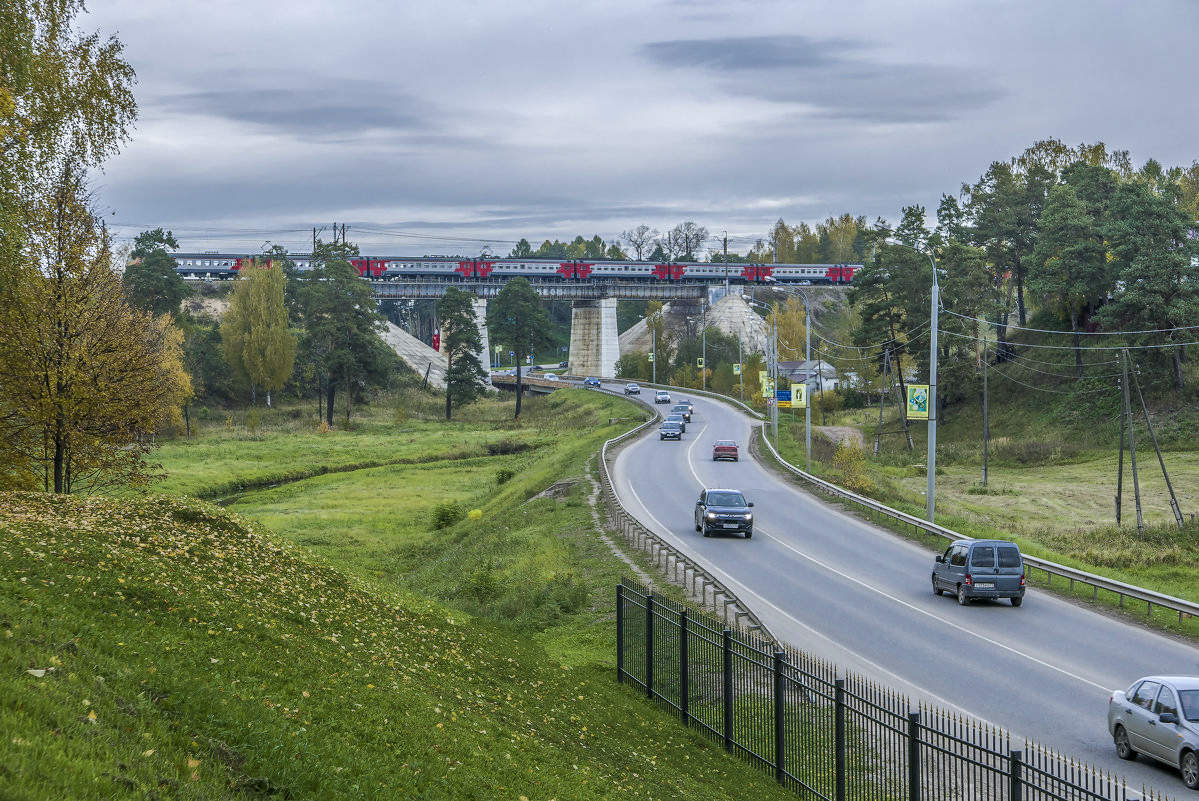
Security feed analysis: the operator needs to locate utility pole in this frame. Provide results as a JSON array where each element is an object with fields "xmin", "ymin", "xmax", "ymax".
[
  {"xmin": 982, "ymin": 342, "xmax": 989, "ymax": 488},
  {"xmin": 738, "ymin": 332, "xmax": 743, "ymax": 402},
  {"xmin": 1131, "ymin": 352, "xmax": 1185, "ymax": 527},
  {"xmin": 1121, "ymin": 349, "xmax": 1144, "ymax": 532},
  {"xmin": 803, "ymin": 291, "xmax": 811, "ymax": 473},
  {"xmin": 723, "ymin": 231, "xmax": 729, "ymax": 292},
  {"xmin": 701, "ymin": 301, "xmax": 707, "ymax": 391},
  {"xmin": 651, "ymin": 318, "xmax": 657, "ymax": 384},
  {"xmin": 926, "ymin": 255, "xmax": 940, "ymax": 523}
]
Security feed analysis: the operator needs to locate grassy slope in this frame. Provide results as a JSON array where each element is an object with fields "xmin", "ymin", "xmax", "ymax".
[{"xmin": 4, "ymin": 389, "xmax": 792, "ymax": 799}]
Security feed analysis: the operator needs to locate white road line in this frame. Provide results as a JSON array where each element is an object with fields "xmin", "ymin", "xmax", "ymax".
[{"xmin": 679, "ymin": 399, "xmax": 1114, "ymax": 694}]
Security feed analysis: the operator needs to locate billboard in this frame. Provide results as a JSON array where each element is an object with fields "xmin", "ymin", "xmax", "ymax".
[{"xmin": 906, "ymin": 384, "xmax": 930, "ymax": 421}]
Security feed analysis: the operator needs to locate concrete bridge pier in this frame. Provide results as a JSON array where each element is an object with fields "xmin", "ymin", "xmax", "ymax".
[
  {"xmin": 472, "ymin": 298, "xmax": 492, "ymax": 385},
  {"xmin": 568, "ymin": 297, "xmax": 619, "ymax": 378}
]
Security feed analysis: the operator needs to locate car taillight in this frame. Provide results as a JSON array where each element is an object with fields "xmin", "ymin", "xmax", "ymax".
[
  {"xmin": 1019, "ymin": 574, "xmax": 1026, "ymax": 586},
  {"xmin": 964, "ymin": 574, "xmax": 973, "ymax": 586}
]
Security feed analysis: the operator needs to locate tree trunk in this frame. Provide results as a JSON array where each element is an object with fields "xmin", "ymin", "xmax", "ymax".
[
  {"xmin": 251, "ymin": 383, "xmax": 256, "ymax": 405},
  {"xmin": 325, "ymin": 379, "xmax": 336, "ymax": 427},
  {"xmin": 1071, "ymin": 311, "xmax": 1082, "ymax": 378},
  {"xmin": 1175, "ymin": 347, "xmax": 1185, "ymax": 391},
  {"xmin": 514, "ymin": 354, "xmax": 523, "ymax": 419},
  {"xmin": 266, "ymin": 390, "xmax": 272, "ymax": 408},
  {"xmin": 345, "ymin": 383, "xmax": 352, "ymax": 424},
  {"xmin": 184, "ymin": 404, "xmax": 191, "ymax": 440},
  {"xmin": 53, "ymin": 419, "xmax": 65, "ymax": 494},
  {"xmin": 1015, "ymin": 262, "xmax": 1027, "ymax": 326}
]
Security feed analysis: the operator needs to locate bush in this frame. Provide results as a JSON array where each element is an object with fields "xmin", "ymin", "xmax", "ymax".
[
  {"xmin": 246, "ymin": 408, "xmax": 262, "ymax": 434},
  {"xmin": 815, "ymin": 390, "xmax": 844, "ymax": 416},
  {"xmin": 486, "ymin": 439, "xmax": 532, "ymax": 455},
  {"xmin": 495, "ymin": 467, "xmax": 515, "ymax": 485},
  {"xmin": 831, "ymin": 440, "xmax": 873, "ymax": 494},
  {"xmin": 432, "ymin": 501, "xmax": 465, "ymax": 529}
]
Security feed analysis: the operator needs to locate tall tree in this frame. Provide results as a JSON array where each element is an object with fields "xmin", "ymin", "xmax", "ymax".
[
  {"xmin": 668, "ymin": 221, "xmax": 709, "ymax": 261},
  {"xmin": 1029, "ymin": 184, "xmax": 1106, "ymax": 376},
  {"xmin": 792, "ymin": 222, "xmax": 822, "ymax": 262},
  {"xmin": 436, "ymin": 287, "xmax": 487, "ymax": 420},
  {"xmin": 220, "ymin": 260, "xmax": 296, "ymax": 406},
  {"xmin": 487, "ymin": 277, "xmax": 551, "ymax": 418},
  {"xmin": 769, "ymin": 219, "xmax": 795, "ymax": 263},
  {"xmin": 123, "ymin": 228, "xmax": 188, "ymax": 316},
  {"xmin": 819, "ymin": 214, "xmax": 862, "ymax": 262},
  {"xmin": 621, "ymin": 225, "xmax": 658, "ymax": 260},
  {"xmin": 509, "ymin": 238, "xmax": 533, "ymax": 258},
  {"xmin": 1098, "ymin": 182, "xmax": 1199, "ymax": 389},
  {"xmin": 300, "ymin": 238, "xmax": 391, "ymax": 425},
  {"xmin": 0, "ymin": 167, "xmax": 190, "ymax": 492}
]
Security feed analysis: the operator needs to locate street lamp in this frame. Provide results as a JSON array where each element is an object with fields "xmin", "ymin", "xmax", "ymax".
[
  {"xmin": 759, "ymin": 285, "xmax": 814, "ymax": 473},
  {"xmin": 743, "ymin": 295, "xmax": 779, "ymax": 446}
]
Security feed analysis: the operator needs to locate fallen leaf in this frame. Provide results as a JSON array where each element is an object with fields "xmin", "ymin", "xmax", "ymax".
[
  {"xmin": 87, "ymin": 710, "xmax": 97, "ymax": 723},
  {"xmin": 26, "ymin": 669, "xmax": 46, "ymax": 678}
]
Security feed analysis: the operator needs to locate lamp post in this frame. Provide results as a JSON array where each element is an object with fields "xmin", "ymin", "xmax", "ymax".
[
  {"xmin": 743, "ymin": 295, "xmax": 780, "ymax": 446},
  {"xmin": 762, "ymin": 286, "xmax": 813, "ymax": 473}
]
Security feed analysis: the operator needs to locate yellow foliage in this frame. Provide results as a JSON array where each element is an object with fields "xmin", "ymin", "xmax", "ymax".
[{"xmin": 831, "ymin": 441, "xmax": 873, "ymax": 494}]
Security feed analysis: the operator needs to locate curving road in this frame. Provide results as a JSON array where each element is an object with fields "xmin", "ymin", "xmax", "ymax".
[{"xmin": 597, "ymin": 384, "xmax": 1199, "ymax": 794}]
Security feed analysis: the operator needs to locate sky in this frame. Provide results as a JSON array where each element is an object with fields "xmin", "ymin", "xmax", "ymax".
[{"xmin": 87, "ymin": 0, "xmax": 1199, "ymax": 257}]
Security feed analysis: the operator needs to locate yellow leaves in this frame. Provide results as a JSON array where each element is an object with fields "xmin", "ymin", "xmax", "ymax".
[
  {"xmin": 142, "ymin": 749, "xmax": 155, "ymax": 757},
  {"xmin": 86, "ymin": 709, "xmax": 97, "ymax": 723},
  {"xmin": 187, "ymin": 758, "xmax": 201, "ymax": 769}
]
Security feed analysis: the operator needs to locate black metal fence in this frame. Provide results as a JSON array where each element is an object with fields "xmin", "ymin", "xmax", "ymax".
[{"xmin": 616, "ymin": 578, "xmax": 1172, "ymax": 801}]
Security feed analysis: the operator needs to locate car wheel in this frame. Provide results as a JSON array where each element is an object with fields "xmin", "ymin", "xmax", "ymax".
[
  {"xmin": 694, "ymin": 520, "xmax": 701, "ymax": 532},
  {"xmin": 1181, "ymin": 750, "xmax": 1199, "ymax": 790},
  {"xmin": 1113, "ymin": 725, "xmax": 1135, "ymax": 761},
  {"xmin": 702, "ymin": 526, "xmax": 711, "ymax": 538},
  {"xmin": 1010, "ymin": 595, "xmax": 1023, "ymax": 607},
  {"xmin": 957, "ymin": 585, "xmax": 969, "ymax": 606},
  {"xmin": 932, "ymin": 578, "xmax": 942, "ymax": 597},
  {"xmin": 734, "ymin": 457, "xmax": 739, "ymax": 462},
  {"xmin": 745, "ymin": 529, "xmax": 752, "ymax": 539}
]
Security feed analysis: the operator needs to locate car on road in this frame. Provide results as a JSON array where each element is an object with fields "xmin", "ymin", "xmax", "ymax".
[
  {"xmin": 559, "ymin": 361, "xmax": 568, "ymax": 368},
  {"xmin": 654, "ymin": 390, "xmax": 671, "ymax": 404},
  {"xmin": 1108, "ymin": 676, "xmax": 1199, "ymax": 789},
  {"xmin": 712, "ymin": 440, "xmax": 739, "ymax": 461},
  {"xmin": 583, "ymin": 377, "xmax": 601, "ymax": 388},
  {"xmin": 624, "ymin": 383, "xmax": 641, "ymax": 395},
  {"xmin": 543, "ymin": 373, "xmax": 559, "ymax": 381},
  {"xmin": 677, "ymin": 398, "xmax": 694, "ymax": 415},
  {"xmin": 694, "ymin": 488, "xmax": 753, "ymax": 538},
  {"xmin": 659, "ymin": 421, "xmax": 683, "ymax": 441},
  {"xmin": 665, "ymin": 413, "xmax": 686, "ymax": 433},
  {"xmin": 932, "ymin": 539, "xmax": 1025, "ymax": 606},
  {"xmin": 670, "ymin": 403, "xmax": 691, "ymax": 422}
]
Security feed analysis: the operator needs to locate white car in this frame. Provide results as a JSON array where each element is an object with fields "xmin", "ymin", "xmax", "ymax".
[
  {"xmin": 544, "ymin": 373, "xmax": 559, "ymax": 381},
  {"xmin": 624, "ymin": 383, "xmax": 640, "ymax": 395},
  {"xmin": 654, "ymin": 390, "xmax": 671, "ymax": 404}
]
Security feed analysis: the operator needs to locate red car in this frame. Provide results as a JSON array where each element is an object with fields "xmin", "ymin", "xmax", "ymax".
[{"xmin": 712, "ymin": 440, "xmax": 739, "ymax": 462}]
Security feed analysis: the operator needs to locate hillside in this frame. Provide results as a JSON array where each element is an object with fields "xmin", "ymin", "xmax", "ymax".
[{"xmin": 0, "ymin": 491, "xmax": 791, "ymax": 800}]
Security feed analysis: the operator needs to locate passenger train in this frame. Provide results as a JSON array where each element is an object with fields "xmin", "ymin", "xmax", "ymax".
[{"xmin": 171, "ymin": 254, "xmax": 860, "ymax": 285}]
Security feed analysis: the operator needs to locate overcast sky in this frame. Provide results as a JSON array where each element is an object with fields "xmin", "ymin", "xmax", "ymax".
[{"xmin": 88, "ymin": 0, "xmax": 1199, "ymax": 256}]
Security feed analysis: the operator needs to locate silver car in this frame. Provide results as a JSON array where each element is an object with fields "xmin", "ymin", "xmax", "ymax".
[{"xmin": 1108, "ymin": 675, "xmax": 1199, "ymax": 789}]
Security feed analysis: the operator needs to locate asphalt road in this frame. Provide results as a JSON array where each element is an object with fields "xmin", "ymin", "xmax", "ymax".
[{"xmin": 599, "ymin": 384, "xmax": 1199, "ymax": 795}]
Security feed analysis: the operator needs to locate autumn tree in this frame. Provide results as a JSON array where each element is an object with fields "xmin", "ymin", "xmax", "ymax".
[
  {"xmin": 436, "ymin": 287, "xmax": 488, "ymax": 420},
  {"xmin": 621, "ymin": 225, "xmax": 658, "ymax": 260},
  {"xmin": 487, "ymin": 277, "xmax": 551, "ymax": 418},
  {"xmin": 220, "ymin": 259, "xmax": 297, "ymax": 406},
  {"xmin": 0, "ymin": 168, "xmax": 190, "ymax": 492},
  {"xmin": 769, "ymin": 219, "xmax": 795, "ymax": 262}
]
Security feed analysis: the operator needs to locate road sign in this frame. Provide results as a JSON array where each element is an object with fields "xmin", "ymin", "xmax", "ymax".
[
  {"xmin": 776, "ymin": 389, "xmax": 792, "ymax": 408},
  {"xmin": 795, "ymin": 384, "xmax": 807, "ymax": 408},
  {"xmin": 509, "ymin": 350, "xmax": 514, "ymax": 357},
  {"xmin": 697, "ymin": 357, "xmax": 705, "ymax": 368},
  {"xmin": 732, "ymin": 363, "xmax": 741, "ymax": 375},
  {"xmin": 906, "ymin": 384, "xmax": 930, "ymax": 420},
  {"xmin": 647, "ymin": 352, "xmax": 654, "ymax": 363}
]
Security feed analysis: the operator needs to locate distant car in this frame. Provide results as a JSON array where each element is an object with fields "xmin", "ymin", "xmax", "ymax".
[
  {"xmin": 694, "ymin": 488, "xmax": 753, "ymax": 538},
  {"xmin": 659, "ymin": 421, "xmax": 683, "ymax": 441},
  {"xmin": 624, "ymin": 383, "xmax": 641, "ymax": 395},
  {"xmin": 543, "ymin": 373, "xmax": 559, "ymax": 381},
  {"xmin": 677, "ymin": 398, "xmax": 694, "ymax": 415},
  {"xmin": 712, "ymin": 440, "xmax": 739, "ymax": 461},
  {"xmin": 932, "ymin": 539, "xmax": 1026, "ymax": 606},
  {"xmin": 583, "ymin": 377, "xmax": 601, "ymax": 388},
  {"xmin": 670, "ymin": 403, "xmax": 691, "ymax": 422},
  {"xmin": 654, "ymin": 390, "xmax": 671, "ymax": 404},
  {"xmin": 665, "ymin": 413, "xmax": 686, "ymax": 433},
  {"xmin": 559, "ymin": 361, "xmax": 568, "ymax": 368},
  {"xmin": 1108, "ymin": 676, "xmax": 1199, "ymax": 789}
]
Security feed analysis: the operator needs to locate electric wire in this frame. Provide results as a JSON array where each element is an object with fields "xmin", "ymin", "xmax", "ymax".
[
  {"xmin": 937, "ymin": 327, "xmax": 1199, "ymax": 351},
  {"xmin": 942, "ymin": 307, "xmax": 1199, "ymax": 336},
  {"xmin": 987, "ymin": 365, "xmax": 1111, "ymax": 396}
]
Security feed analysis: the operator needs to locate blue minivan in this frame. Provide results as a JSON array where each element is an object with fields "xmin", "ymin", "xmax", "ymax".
[{"xmin": 932, "ymin": 539, "xmax": 1026, "ymax": 607}]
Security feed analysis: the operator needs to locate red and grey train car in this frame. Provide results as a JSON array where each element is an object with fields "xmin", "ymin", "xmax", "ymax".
[{"xmin": 172, "ymin": 254, "xmax": 859, "ymax": 285}]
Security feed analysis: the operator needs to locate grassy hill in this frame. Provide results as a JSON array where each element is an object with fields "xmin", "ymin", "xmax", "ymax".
[{"xmin": 2, "ymin": 388, "xmax": 794, "ymax": 800}]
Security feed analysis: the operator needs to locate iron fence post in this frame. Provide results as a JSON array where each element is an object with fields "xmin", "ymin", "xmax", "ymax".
[
  {"xmin": 679, "ymin": 609, "xmax": 689, "ymax": 725},
  {"xmin": 774, "ymin": 651, "xmax": 786, "ymax": 784},
  {"xmin": 722, "ymin": 628, "xmax": 733, "ymax": 752},
  {"xmin": 645, "ymin": 594, "xmax": 654, "ymax": 699},
  {"xmin": 1009, "ymin": 750, "xmax": 1023, "ymax": 801},
  {"xmin": 835, "ymin": 678, "xmax": 846, "ymax": 801},
  {"xmin": 907, "ymin": 711, "xmax": 920, "ymax": 801},
  {"xmin": 616, "ymin": 584, "xmax": 625, "ymax": 684}
]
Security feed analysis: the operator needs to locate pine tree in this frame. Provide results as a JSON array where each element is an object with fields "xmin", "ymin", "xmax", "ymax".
[{"xmin": 436, "ymin": 288, "xmax": 487, "ymax": 420}]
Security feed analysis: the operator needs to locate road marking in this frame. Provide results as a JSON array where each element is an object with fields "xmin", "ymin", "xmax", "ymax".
[
  {"xmin": 677, "ymin": 399, "xmax": 1114, "ymax": 694},
  {"xmin": 684, "ymin": 422, "xmax": 709, "ymax": 487}
]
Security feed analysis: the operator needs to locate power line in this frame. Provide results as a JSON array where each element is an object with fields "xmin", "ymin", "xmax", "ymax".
[
  {"xmin": 942, "ymin": 307, "xmax": 1199, "ymax": 336},
  {"xmin": 937, "ymin": 327, "xmax": 1199, "ymax": 351},
  {"xmin": 988, "ymin": 365, "xmax": 1111, "ymax": 395}
]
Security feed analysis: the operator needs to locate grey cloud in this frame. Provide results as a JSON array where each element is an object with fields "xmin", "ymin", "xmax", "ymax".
[{"xmin": 642, "ymin": 34, "xmax": 1004, "ymax": 122}]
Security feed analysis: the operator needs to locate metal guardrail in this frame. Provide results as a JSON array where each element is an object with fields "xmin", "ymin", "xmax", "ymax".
[
  {"xmin": 594, "ymin": 392, "xmax": 774, "ymax": 639},
  {"xmin": 755, "ymin": 424, "xmax": 1199, "ymax": 624}
]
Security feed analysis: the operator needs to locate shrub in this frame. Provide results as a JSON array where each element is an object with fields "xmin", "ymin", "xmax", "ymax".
[
  {"xmin": 495, "ymin": 467, "xmax": 515, "ymax": 485},
  {"xmin": 432, "ymin": 501, "xmax": 465, "ymax": 529},
  {"xmin": 814, "ymin": 390, "xmax": 844, "ymax": 416},
  {"xmin": 246, "ymin": 408, "xmax": 262, "ymax": 434},
  {"xmin": 831, "ymin": 440, "xmax": 872, "ymax": 494},
  {"xmin": 316, "ymin": 420, "xmax": 330, "ymax": 434},
  {"xmin": 486, "ymin": 439, "xmax": 532, "ymax": 455}
]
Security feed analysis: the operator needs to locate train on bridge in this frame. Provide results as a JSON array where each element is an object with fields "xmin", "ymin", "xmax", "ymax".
[{"xmin": 171, "ymin": 254, "xmax": 860, "ymax": 285}]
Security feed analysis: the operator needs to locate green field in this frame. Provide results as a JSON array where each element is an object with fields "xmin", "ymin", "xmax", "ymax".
[{"xmin": 2, "ymin": 388, "xmax": 797, "ymax": 799}]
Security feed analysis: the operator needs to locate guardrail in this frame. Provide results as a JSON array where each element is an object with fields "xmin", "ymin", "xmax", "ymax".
[
  {"xmin": 755, "ymin": 424, "xmax": 1199, "ymax": 625},
  {"xmin": 594, "ymin": 393, "xmax": 774, "ymax": 639}
]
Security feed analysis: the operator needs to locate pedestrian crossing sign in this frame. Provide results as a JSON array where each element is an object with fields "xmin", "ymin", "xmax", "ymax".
[{"xmin": 732, "ymin": 363, "xmax": 741, "ymax": 375}]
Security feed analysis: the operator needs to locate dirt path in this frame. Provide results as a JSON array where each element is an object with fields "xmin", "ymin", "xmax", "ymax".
[{"xmin": 815, "ymin": 425, "xmax": 864, "ymax": 449}]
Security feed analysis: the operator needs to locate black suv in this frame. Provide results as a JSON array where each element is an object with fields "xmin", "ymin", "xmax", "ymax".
[{"xmin": 694, "ymin": 488, "xmax": 754, "ymax": 538}]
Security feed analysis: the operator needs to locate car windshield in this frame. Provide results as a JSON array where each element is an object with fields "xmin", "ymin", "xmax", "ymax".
[
  {"xmin": 1180, "ymin": 690, "xmax": 1199, "ymax": 722},
  {"xmin": 662, "ymin": 422, "xmax": 680, "ymax": 430},
  {"xmin": 707, "ymin": 491, "xmax": 746, "ymax": 507}
]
